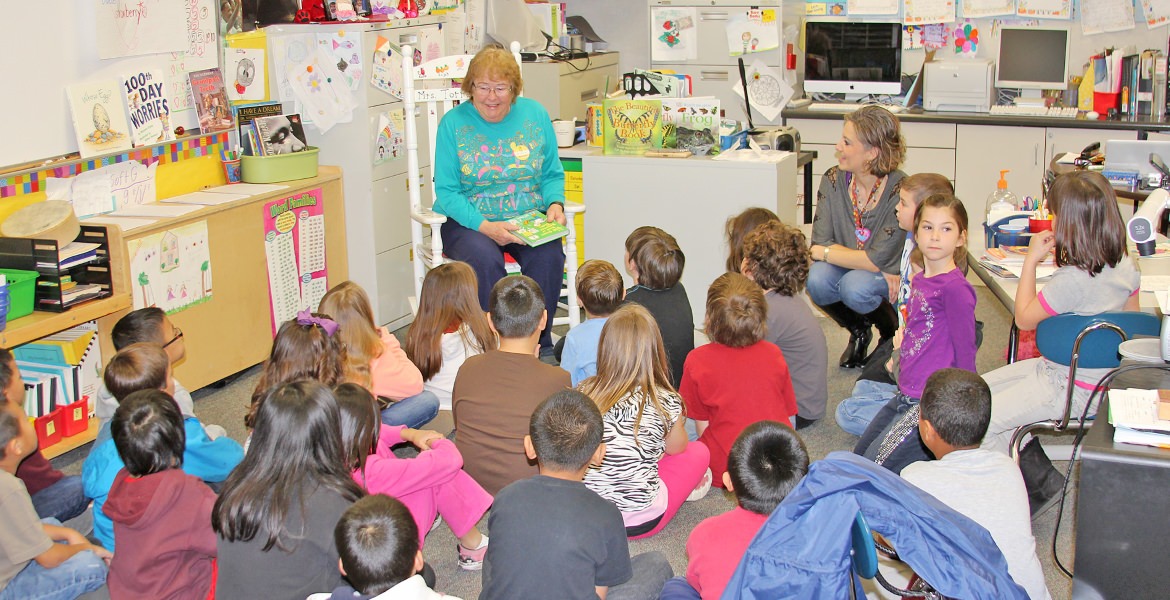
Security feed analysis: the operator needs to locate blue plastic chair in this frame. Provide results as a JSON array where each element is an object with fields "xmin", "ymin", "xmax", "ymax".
[
  {"xmin": 1009, "ymin": 311, "xmax": 1160, "ymax": 457},
  {"xmin": 849, "ymin": 512, "xmax": 938, "ymax": 599}
]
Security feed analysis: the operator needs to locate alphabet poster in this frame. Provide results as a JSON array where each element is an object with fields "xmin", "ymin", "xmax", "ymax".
[
  {"xmin": 96, "ymin": 0, "xmax": 187, "ymax": 59},
  {"xmin": 127, "ymin": 221, "xmax": 213, "ymax": 314},
  {"xmin": 263, "ymin": 189, "xmax": 328, "ymax": 334}
]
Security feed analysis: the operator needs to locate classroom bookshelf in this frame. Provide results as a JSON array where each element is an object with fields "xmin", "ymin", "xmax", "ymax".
[{"xmin": 0, "ymin": 225, "xmax": 130, "ymax": 458}]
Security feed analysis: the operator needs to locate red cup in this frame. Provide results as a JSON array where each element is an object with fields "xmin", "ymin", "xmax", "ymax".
[{"xmin": 1029, "ymin": 217, "xmax": 1053, "ymax": 233}]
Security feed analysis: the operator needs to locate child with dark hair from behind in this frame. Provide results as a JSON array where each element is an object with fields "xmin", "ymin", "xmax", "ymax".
[
  {"xmin": 900, "ymin": 369, "xmax": 1050, "ymax": 600},
  {"xmin": 0, "ymin": 348, "xmax": 110, "ymax": 599},
  {"xmin": 481, "ymin": 390, "xmax": 673, "ymax": 600},
  {"xmin": 624, "ymin": 226, "xmax": 693, "ymax": 386},
  {"xmin": 105, "ymin": 389, "xmax": 217, "ymax": 600},
  {"xmin": 83, "ymin": 343, "xmax": 243, "ymax": 551},
  {"xmin": 660, "ymin": 420, "xmax": 810, "ymax": 600},
  {"xmin": 559, "ymin": 259, "xmax": 624, "ymax": 386},
  {"xmin": 680, "ymin": 273, "xmax": 798, "ymax": 488},
  {"xmin": 452, "ymin": 276, "xmax": 570, "ymax": 495},
  {"xmin": 308, "ymin": 494, "xmax": 461, "ymax": 600}
]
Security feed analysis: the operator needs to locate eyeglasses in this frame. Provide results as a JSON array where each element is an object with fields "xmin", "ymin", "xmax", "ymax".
[
  {"xmin": 473, "ymin": 83, "xmax": 512, "ymax": 95},
  {"xmin": 163, "ymin": 327, "xmax": 184, "ymax": 348}
]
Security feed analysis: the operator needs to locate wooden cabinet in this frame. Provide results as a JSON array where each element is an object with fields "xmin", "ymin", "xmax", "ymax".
[{"xmin": 522, "ymin": 53, "xmax": 621, "ymax": 121}]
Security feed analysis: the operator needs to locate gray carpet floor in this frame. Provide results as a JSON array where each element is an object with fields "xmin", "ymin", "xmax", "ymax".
[{"xmin": 50, "ymin": 276, "xmax": 1078, "ymax": 599}]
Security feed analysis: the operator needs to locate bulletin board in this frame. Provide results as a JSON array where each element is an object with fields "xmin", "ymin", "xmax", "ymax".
[{"xmin": 0, "ymin": 0, "xmax": 223, "ymax": 168}]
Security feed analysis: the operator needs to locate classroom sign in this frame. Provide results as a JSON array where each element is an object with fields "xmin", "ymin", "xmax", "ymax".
[
  {"xmin": 263, "ymin": 189, "xmax": 328, "ymax": 335},
  {"xmin": 127, "ymin": 221, "xmax": 213, "ymax": 314}
]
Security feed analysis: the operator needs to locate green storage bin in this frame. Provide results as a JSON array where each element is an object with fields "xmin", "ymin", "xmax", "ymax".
[
  {"xmin": 241, "ymin": 147, "xmax": 320, "ymax": 183},
  {"xmin": 0, "ymin": 269, "xmax": 39, "ymax": 320}
]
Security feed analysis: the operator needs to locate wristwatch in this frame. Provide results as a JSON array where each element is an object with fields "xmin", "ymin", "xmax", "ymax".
[{"xmin": 823, "ymin": 246, "xmax": 831, "ymax": 262}]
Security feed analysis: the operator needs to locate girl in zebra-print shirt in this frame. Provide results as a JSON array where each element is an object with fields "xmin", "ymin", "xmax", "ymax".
[{"xmin": 578, "ymin": 304, "xmax": 711, "ymax": 539}]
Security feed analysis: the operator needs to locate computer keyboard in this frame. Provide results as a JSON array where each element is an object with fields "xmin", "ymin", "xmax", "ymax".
[
  {"xmin": 988, "ymin": 104, "xmax": 1079, "ymax": 118},
  {"xmin": 807, "ymin": 103, "xmax": 906, "ymax": 114}
]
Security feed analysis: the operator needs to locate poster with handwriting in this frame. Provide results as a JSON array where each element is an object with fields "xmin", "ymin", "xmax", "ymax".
[
  {"xmin": 127, "ymin": 221, "xmax": 213, "ymax": 313},
  {"xmin": 96, "ymin": 0, "xmax": 187, "ymax": 59},
  {"xmin": 263, "ymin": 189, "xmax": 328, "ymax": 334}
]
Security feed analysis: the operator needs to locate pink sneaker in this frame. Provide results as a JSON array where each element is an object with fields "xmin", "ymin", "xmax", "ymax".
[{"xmin": 457, "ymin": 536, "xmax": 489, "ymax": 571}]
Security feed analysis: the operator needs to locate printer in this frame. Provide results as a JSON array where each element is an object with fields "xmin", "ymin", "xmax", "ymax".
[{"xmin": 924, "ymin": 60, "xmax": 994, "ymax": 113}]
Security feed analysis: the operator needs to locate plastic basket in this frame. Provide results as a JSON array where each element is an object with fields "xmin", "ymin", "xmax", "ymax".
[
  {"xmin": 241, "ymin": 147, "xmax": 320, "ymax": 183},
  {"xmin": 0, "ymin": 269, "xmax": 39, "ymax": 320}
]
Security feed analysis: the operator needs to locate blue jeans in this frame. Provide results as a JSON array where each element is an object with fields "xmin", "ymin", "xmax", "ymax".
[
  {"xmin": 441, "ymin": 219, "xmax": 565, "ymax": 349},
  {"xmin": 607, "ymin": 551, "xmax": 674, "ymax": 600},
  {"xmin": 380, "ymin": 390, "xmax": 440, "ymax": 429},
  {"xmin": 659, "ymin": 576, "xmax": 701, "ymax": 600},
  {"xmin": 836, "ymin": 379, "xmax": 899, "ymax": 437},
  {"xmin": 30, "ymin": 476, "xmax": 89, "ymax": 524},
  {"xmin": 806, "ymin": 262, "xmax": 888, "ymax": 314},
  {"xmin": 0, "ymin": 519, "xmax": 107, "ymax": 600}
]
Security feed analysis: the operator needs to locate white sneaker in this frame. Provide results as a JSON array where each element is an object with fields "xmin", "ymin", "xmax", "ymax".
[{"xmin": 686, "ymin": 468, "xmax": 713, "ymax": 502}]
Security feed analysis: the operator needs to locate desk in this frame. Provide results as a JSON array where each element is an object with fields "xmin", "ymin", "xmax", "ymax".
[
  {"xmin": 1074, "ymin": 366, "xmax": 1170, "ymax": 599},
  {"xmin": 569, "ymin": 147, "xmax": 797, "ymax": 328}
]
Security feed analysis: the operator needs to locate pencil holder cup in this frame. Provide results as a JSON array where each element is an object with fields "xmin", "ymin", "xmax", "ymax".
[{"xmin": 222, "ymin": 158, "xmax": 243, "ymax": 184}]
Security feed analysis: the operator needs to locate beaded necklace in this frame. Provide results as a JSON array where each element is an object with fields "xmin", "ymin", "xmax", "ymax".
[{"xmin": 849, "ymin": 174, "xmax": 885, "ymax": 249}]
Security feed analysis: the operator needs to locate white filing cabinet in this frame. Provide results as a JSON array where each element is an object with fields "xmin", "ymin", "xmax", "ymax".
[
  {"xmin": 522, "ymin": 53, "xmax": 621, "ymax": 120},
  {"xmin": 579, "ymin": 150, "xmax": 797, "ymax": 327},
  {"xmin": 267, "ymin": 18, "xmax": 445, "ymax": 328},
  {"xmin": 648, "ymin": 0, "xmax": 786, "ymax": 125}
]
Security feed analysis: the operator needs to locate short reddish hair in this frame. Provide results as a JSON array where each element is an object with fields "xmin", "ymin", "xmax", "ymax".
[{"xmin": 575, "ymin": 260, "xmax": 623, "ymax": 316}]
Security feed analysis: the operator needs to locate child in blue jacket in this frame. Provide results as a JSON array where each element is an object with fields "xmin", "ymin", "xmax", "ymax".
[{"xmin": 82, "ymin": 343, "xmax": 242, "ymax": 550}]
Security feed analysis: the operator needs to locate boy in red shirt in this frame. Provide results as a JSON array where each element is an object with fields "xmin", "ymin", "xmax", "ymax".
[
  {"xmin": 680, "ymin": 273, "xmax": 798, "ymax": 486},
  {"xmin": 661, "ymin": 421, "xmax": 809, "ymax": 599}
]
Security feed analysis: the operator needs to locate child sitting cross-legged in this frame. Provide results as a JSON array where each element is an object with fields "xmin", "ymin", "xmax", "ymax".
[
  {"xmin": 560, "ymin": 259, "xmax": 624, "ymax": 386},
  {"xmin": 308, "ymin": 494, "xmax": 462, "ymax": 600},
  {"xmin": 660, "ymin": 421, "xmax": 809, "ymax": 600},
  {"xmin": 452, "ymin": 275, "xmax": 570, "ymax": 495},
  {"xmin": 900, "ymin": 368, "xmax": 1051, "ymax": 600},
  {"xmin": 105, "ymin": 389, "xmax": 218, "ymax": 600},
  {"xmin": 481, "ymin": 390, "xmax": 673, "ymax": 600},
  {"xmin": 680, "ymin": 273, "xmax": 798, "ymax": 488},
  {"xmin": 335, "ymin": 383, "xmax": 492, "ymax": 572},
  {"xmin": 0, "ymin": 348, "xmax": 110, "ymax": 600},
  {"xmin": 82, "ymin": 343, "xmax": 243, "ymax": 551}
]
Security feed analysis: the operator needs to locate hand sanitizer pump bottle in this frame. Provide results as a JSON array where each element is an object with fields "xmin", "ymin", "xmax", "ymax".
[{"xmin": 986, "ymin": 170, "xmax": 1021, "ymax": 226}]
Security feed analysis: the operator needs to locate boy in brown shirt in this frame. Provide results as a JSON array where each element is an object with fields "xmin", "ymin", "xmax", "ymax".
[{"xmin": 453, "ymin": 275, "xmax": 570, "ymax": 495}]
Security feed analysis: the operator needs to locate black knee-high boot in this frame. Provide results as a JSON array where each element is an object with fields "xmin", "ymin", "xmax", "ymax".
[
  {"xmin": 819, "ymin": 301, "xmax": 872, "ymax": 368},
  {"xmin": 863, "ymin": 299, "xmax": 899, "ymax": 365}
]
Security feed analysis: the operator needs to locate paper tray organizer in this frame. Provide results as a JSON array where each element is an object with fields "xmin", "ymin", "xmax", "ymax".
[{"xmin": 0, "ymin": 225, "xmax": 114, "ymax": 313}]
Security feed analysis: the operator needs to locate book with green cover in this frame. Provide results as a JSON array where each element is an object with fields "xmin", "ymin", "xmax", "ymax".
[
  {"xmin": 507, "ymin": 210, "xmax": 569, "ymax": 246},
  {"xmin": 603, "ymin": 98, "xmax": 664, "ymax": 155}
]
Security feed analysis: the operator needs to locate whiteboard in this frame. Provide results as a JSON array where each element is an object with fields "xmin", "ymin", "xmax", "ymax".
[{"xmin": 0, "ymin": 0, "xmax": 221, "ymax": 168}]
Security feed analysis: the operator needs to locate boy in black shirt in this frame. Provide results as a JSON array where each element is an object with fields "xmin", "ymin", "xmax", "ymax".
[{"xmin": 481, "ymin": 390, "xmax": 672, "ymax": 600}]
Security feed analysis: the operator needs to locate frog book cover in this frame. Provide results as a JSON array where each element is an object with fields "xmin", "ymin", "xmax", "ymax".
[
  {"xmin": 661, "ymin": 97, "xmax": 721, "ymax": 156},
  {"xmin": 603, "ymin": 98, "xmax": 663, "ymax": 156}
]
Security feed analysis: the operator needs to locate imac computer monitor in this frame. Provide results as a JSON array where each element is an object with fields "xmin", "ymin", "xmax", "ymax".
[
  {"xmin": 995, "ymin": 27, "xmax": 1069, "ymax": 91},
  {"xmin": 804, "ymin": 21, "xmax": 903, "ymax": 97}
]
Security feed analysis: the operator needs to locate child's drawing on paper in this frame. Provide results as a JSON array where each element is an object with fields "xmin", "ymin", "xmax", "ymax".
[
  {"xmin": 374, "ymin": 109, "xmax": 405, "ymax": 164},
  {"xmin": 650, "ymin": 7, "xmax": 698, "ymax": 62},
  {"xmin": 128, "ymin": 221, "xmax": 213, "ymax": 314}
]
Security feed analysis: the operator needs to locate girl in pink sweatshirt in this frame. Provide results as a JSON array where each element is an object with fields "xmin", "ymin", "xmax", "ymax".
[
  {"xmin": 321, "ymin": 281, "xmax": 440, "ymax": 429},
  {"xmin": 335, "ymin": 383, "xmax": 493, "ymax": 571}
]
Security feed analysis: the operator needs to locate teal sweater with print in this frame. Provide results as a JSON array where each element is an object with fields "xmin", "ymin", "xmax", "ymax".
[{"xmin": 433, "ymin": 97, "xmax": 566, "ymax": 230}]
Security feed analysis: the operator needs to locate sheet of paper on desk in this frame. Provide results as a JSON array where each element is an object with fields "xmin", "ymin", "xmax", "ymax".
[
  {"xmin": 1110, "ymin": 388, "xmax": 1170, "ymax": 432},
  {"xmin": 203, "ymin": 183, "xmax": 288, "ymax": 195},
  {"xmin": 161, "ymin": 191, "xmax": 249, "ymax": 205},
  {"xmin": 81, "ymin": 216, "xmax": 158, "ymax": 232},
  {"xmin": 109, "ymin": 203, "xmax": 203, "ymax": 218},
  {"xmin": 1055, "ymin": 152, "xmax": 1080, "ymax": 165}
]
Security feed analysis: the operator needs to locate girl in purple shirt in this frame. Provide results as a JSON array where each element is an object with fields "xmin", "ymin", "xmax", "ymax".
[{"xmin": 854, "ymin": 194, "xmax": 976, "ymax": 473}]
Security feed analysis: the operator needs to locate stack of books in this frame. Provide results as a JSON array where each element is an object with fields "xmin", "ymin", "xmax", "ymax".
[{"xmin": 1109, "ymin": 388, "xmax": 1170, "ymax": 448}]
